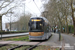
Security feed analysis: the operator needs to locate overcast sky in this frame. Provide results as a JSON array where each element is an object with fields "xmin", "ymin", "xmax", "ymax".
[
  {"xmin": 25, "ymin": 0, "xmax": 43, "ymax": 15},
  {"xmin": 2, "ymin": 0, "xmax": 44, "ymax": 23}
]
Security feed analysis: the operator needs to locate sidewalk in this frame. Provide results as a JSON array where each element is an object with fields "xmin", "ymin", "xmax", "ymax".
[{"xmin": 40, "ymin": 33, "xmax": 61, "ymax": 46}]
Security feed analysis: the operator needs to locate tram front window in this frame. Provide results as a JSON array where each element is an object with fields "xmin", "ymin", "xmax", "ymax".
[{"xmin": 29, "ymin": 21, "xmax": 43, "ymax": 32}]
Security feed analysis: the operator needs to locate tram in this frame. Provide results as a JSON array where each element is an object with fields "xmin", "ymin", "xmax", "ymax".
[{"xmin": 28, "ymin": 17, "xmax": 51, "ymax": 40}]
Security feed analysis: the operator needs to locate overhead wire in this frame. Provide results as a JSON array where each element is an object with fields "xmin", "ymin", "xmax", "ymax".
[
  {"xmin": 22, "ymin": 0, "xmax": 42, "ymax": 16},
  {"xmin": 33, "ymin": 0, "xmax": 41, "ymax": 13}
]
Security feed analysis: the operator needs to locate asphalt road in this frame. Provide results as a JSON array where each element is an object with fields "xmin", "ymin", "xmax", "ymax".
[
  {"xmin": 61, "ymin": 34, "xmax": 75, "ymax": 50},
  {"xmin": 0, "ymin": 32, "xmax": 29, "ymax": 38}
]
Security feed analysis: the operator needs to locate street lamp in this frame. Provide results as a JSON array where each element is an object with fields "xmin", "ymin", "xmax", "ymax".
[
  {"xmin": 9, "ymin": 12, "xmax": 13, "ymax": 31},
  {"xmin": 22, "ymin": 2, "xmax": 26, "ymax": 30},
  {"xmin": 24, "ymin": 3, "xmax": 25, "ymax": 30}
]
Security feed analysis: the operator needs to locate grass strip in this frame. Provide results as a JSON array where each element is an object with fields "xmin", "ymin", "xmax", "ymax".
[{"xmin": 2, "ymin": 35, "xmax": 30, "ymax": 41}]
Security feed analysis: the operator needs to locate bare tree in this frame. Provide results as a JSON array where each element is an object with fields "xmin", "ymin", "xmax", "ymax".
[
  {"xmin": 42, "ymin": 0, "xmax": 72, "ymax": 33},
  {"xmin": 0, "ymin": 0, "xmax": 16, "ymax": 31},
  {"xmin": 17, "ymin": 13, "xmax": 31, "ymax": 31},
  {"xmin": 0, "ymin": 0, "xmax": 25, "ymax": 31}
]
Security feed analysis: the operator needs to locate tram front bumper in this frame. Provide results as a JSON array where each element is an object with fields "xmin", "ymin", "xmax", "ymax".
[
  {"xmin": 29, "ymin": 36, "xmax": 45, "ymax": 40},
  {"xmin": 29, "ymin": 38, "xmax": 42, "ymax": 40}
]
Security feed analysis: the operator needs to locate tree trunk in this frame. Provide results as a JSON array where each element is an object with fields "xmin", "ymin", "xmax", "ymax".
[
  {"xmin": 73, "ymin": 21, "xmax": 75, "ymax": 35},
  {"xmin": 58, "ymin": 16, "xmax": 63, "ymax": 33},
  {"xmin": 71, "ymin": 0, "xmax": 75, "ymax": 35},
  {"xmin": 0, "ymin": 15, "xmax": 2, "ymax": 31},
  {"xmin": 65, "ymin": 0, "xmax": 69, "ymax": 34},
  {"xmin": 66, "ymin": 17, "xmax": 69, "ymax": 34},
  {"xmin": 60, "ymin": 21, "xmax": 63, "ymax": 32}
]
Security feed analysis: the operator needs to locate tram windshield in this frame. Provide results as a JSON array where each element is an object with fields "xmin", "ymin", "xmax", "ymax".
[{"xmin": 29, "ymin": 19, "xmax": 44, "ymax": 32}]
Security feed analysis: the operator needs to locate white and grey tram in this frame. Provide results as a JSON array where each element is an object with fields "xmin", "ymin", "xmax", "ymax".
[{"xmin": 28, "ymin": 17, "xmax": 51, "ymax": 40}]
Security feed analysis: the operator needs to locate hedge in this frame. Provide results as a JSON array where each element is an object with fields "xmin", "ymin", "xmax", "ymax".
[
  {"xmin": 68, "ymin": 25, "xmax": 74, "ymax": 33},
  {"xmin": 0, "ymin": 30, "xmax": 28, "ymax": 34},
  {"xmin": 63, "ymin": 25, "xmax": 74, "ymax": 33}
]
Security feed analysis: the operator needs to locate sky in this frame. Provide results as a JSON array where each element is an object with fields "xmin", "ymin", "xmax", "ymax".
[
  {"xmin": 2, "ymin": 0, "xmax": 44, "ymax": 23},
  {"xmin": 25, "ymin": 0, "xmax": 43, "ymax": 15}
]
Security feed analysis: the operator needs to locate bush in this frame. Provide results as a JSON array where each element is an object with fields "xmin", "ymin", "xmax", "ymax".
[
  {"xmin": 62, "ymin": 25, "xmax": 74, "ymax": 33},
  {"xmin": 0, "ymin": 30, "xmax": 28, "ymax": 34},
  {"xmin": 68, "ymin": 25, "xmax": 74, "ymax": 33}
]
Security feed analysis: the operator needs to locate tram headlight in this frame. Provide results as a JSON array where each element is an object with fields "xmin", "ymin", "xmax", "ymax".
[{"xmin": 40, "ymin": 24, "xmax": 42, "ymax": 26}]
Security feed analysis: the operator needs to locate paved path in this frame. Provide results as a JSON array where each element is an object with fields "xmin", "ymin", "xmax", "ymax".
[
  {"xmin": 61, "ymin": 34, "xmax": 75, "ymax": 50},
  {"xmin": 40, "ymin": 33, "xmax": 61, "ymax": 46},
  {"xmin": 0, "ymin": 41, "xmax": 39, "ymax": 45},
  {"xmin": 41, "ymin": 33, "xmax": 75, "ymax": 50},
  {"xmin": 0, "ymin": 32, "xmax": 29, "ymax": 38}
]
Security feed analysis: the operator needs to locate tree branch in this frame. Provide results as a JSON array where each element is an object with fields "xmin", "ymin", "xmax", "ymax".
[
  {"xmin": 2, "ymin": 0, "xmax": 14, "ymax": 8},
  {"xmin": 0, "ymin": 1, "xmax": 5, "ymax": 7},
  {"xmin": 2, "ymin": 6, "xmax": 16, "ymax": 15},
  {"xmin": 0, "ymin": 0, "xmax": 14, "ymax": 10},
  {"xmin": 0, "ymin": 1, "xmax": 5, "ymax": 10}
]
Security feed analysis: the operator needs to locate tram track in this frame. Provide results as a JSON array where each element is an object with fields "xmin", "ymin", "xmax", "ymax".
[
  {"xmin": 0, "ymin": 41, "xmax": 42, "ymax": 50},
  {"xmin": 8, "ymin": 45, "xmax": 23, "ymax": 50},
  {"xmin": 0, "ymin": 44, "xmax": 8, "ymax": 47},
  {"xmin": 27, "ymin": 42, "xmax": 42, "ymax": 50},
  {"xmin": 0, "ymin": 33, "xmax": 60, "ymax": 50},
  {"xmin": 0, "ymin": 35, "xmax": 52, "ymax": 50},
  {"xmin": 0, "ymin": 35, "xmax": 61, "ymax": 50},
  {"xmin": 0, "ymin": 42, "xmax": 61, "ymax": 50}
]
